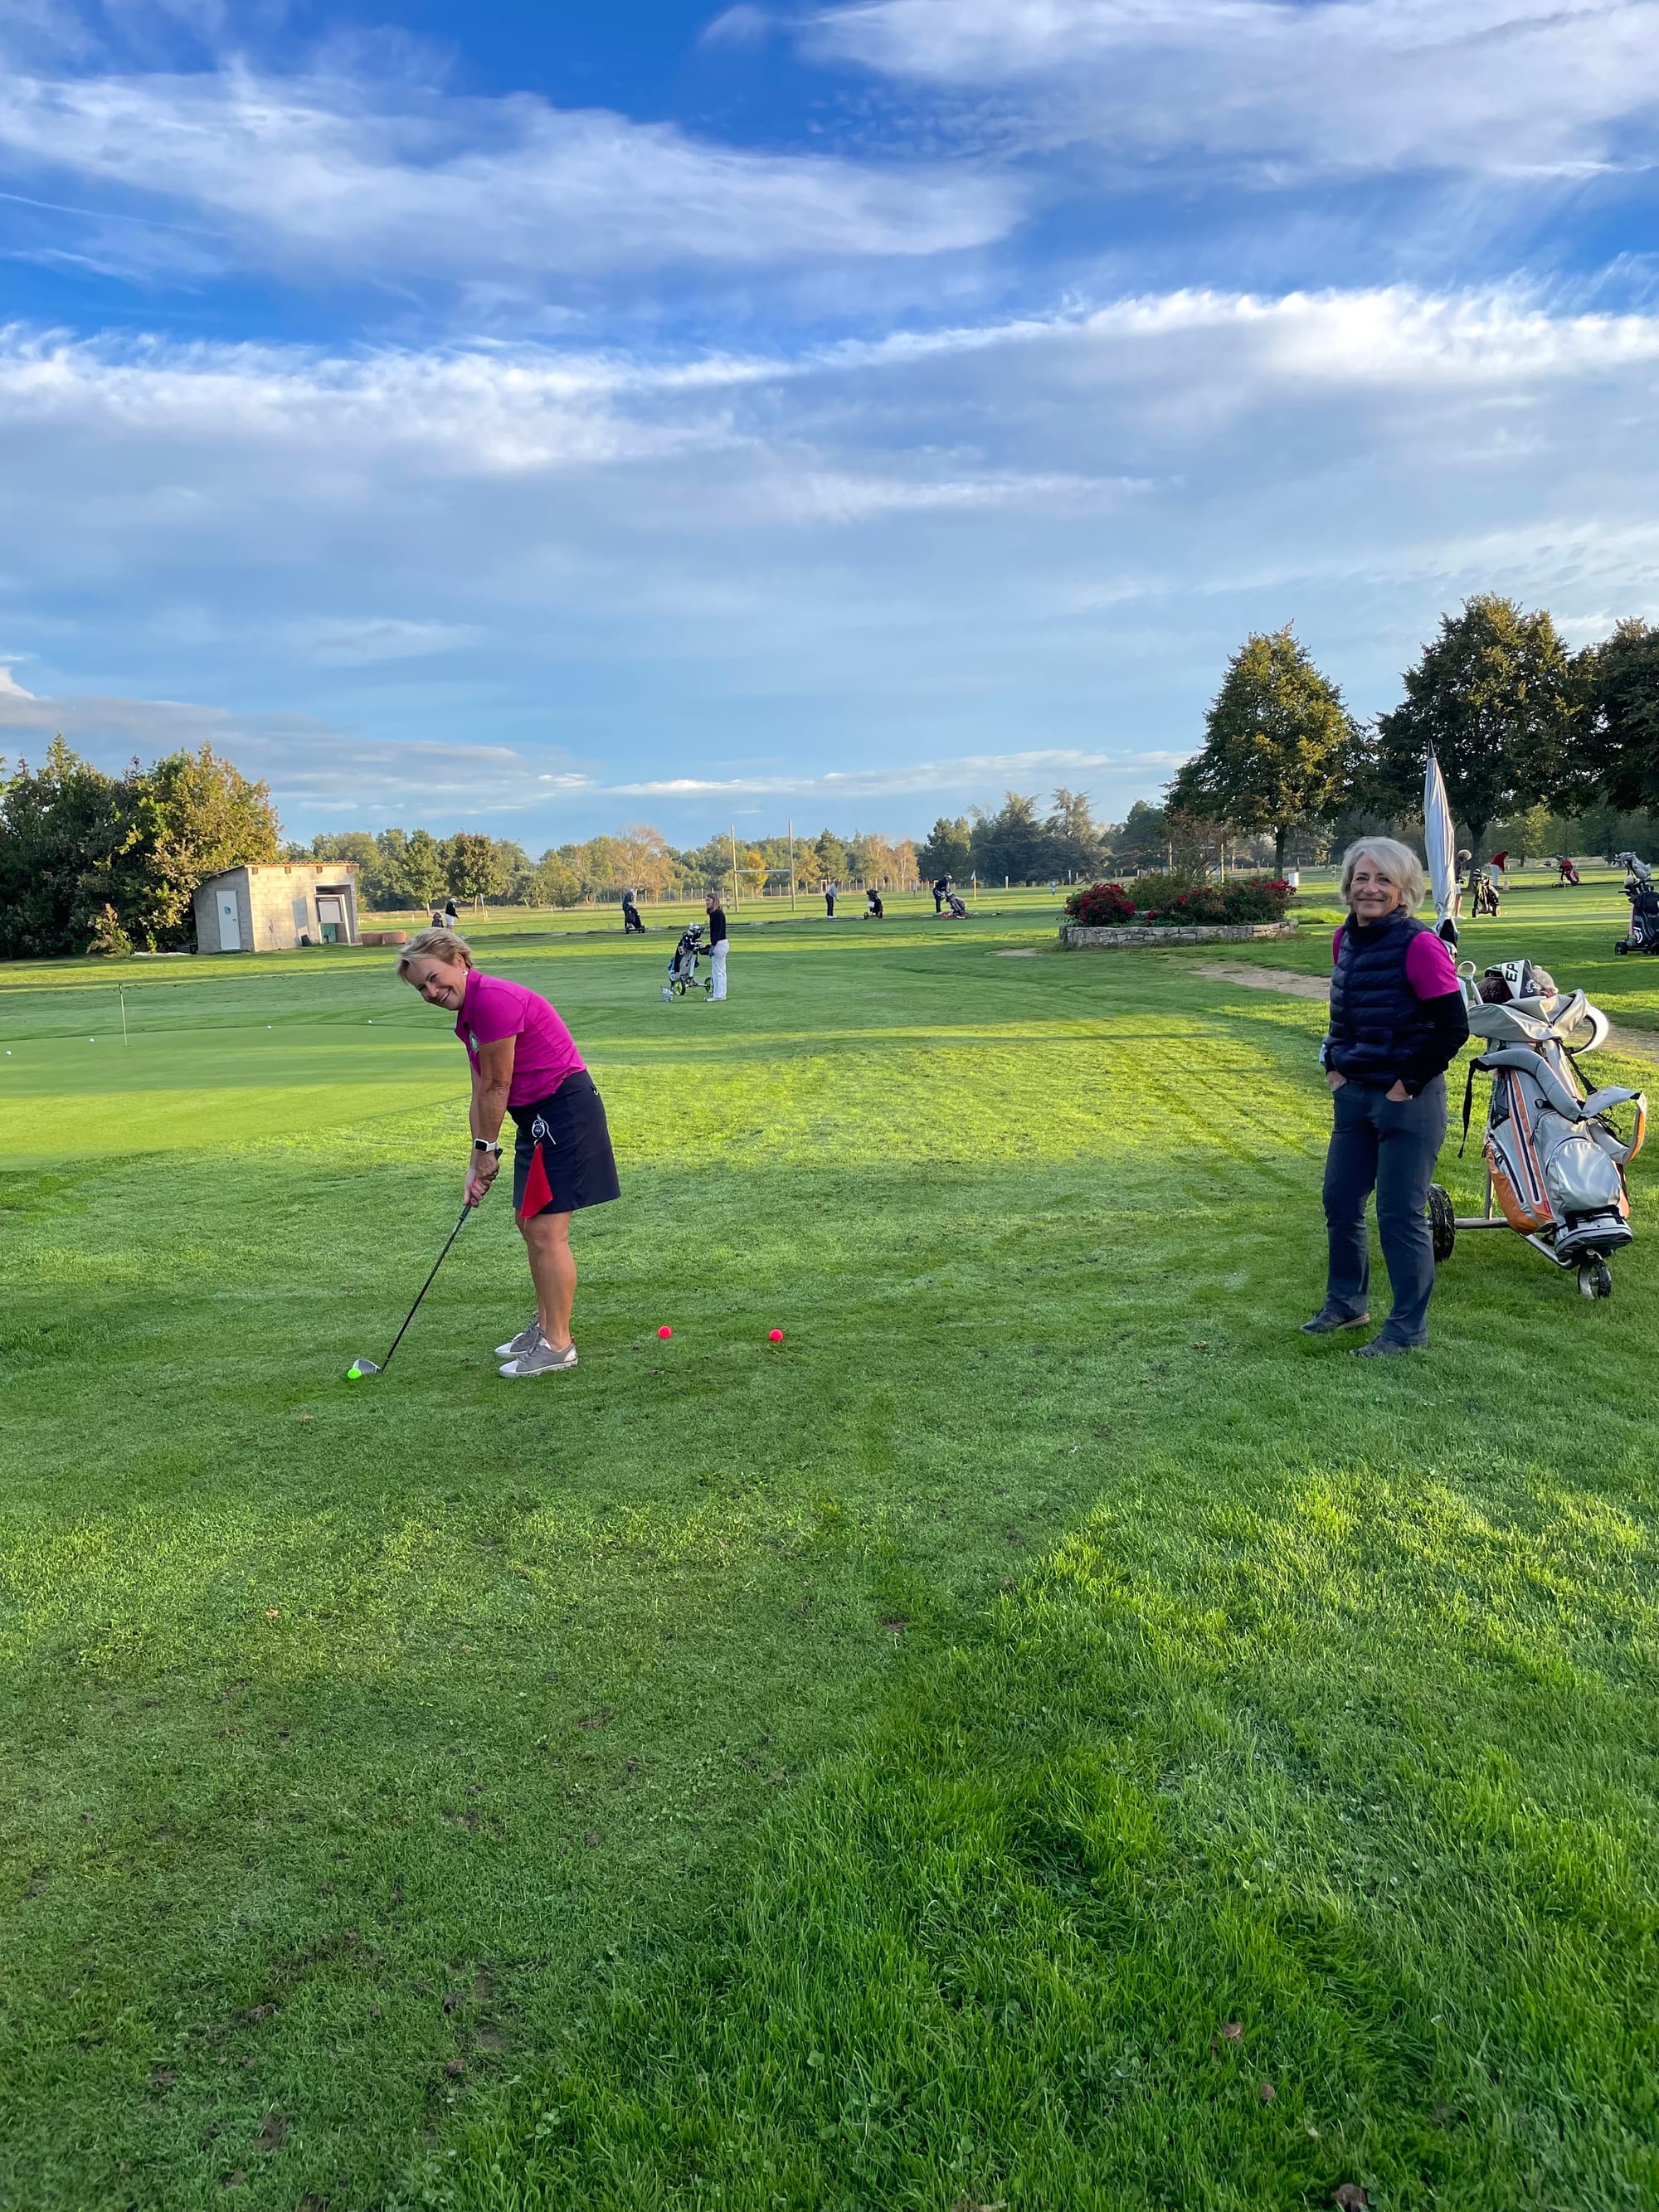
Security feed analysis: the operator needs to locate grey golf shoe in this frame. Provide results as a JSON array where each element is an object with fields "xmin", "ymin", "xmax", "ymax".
[
  {"xmin": 500, "ymin": 1337, "xmax": 578, "ymax": 1378},
  {"xmin": 496, "ymin": 1317, "xmax": 542, "ymax": 1359}
]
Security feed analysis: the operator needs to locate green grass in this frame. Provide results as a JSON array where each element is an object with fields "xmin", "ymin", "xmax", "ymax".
[{"xmin": 2, "ymin": 887, "xmax": 1656, "ymax": 2211}]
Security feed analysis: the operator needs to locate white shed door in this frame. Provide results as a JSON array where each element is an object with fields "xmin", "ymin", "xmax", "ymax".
[{"xmin": 217, "ymin": 892, "xmax": 241, "ymax": 951}]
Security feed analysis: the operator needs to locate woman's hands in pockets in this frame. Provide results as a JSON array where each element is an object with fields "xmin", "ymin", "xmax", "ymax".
[{"xmin": 1327, "ymin": 1073, "xmax": 1411, "ymax": 1101}]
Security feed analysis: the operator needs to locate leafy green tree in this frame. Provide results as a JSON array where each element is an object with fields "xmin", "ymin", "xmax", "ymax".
[
  {"xmin": 1583, "ymin": 618, "xmax": 1659, "ymax": 813},
  {"xmin": 0, "ymin": 737, "xmax": 124, "ymax": 958},
  {"xmin": 1110, "ymin": 800, "xmax": 1170, "ymax": 872},
  {"xmin": 1371, "ymin": 596, "xmax": 1580, "ymax": 861},
  {"xmin": 1044, "ymin": 788, "xmax": 1108, "ymax": 879},
  {"xmin": 115, "ymin": 746, "xmax": 282, "ymax": 949},
  {"xmin": 444, "ymin": 831, "xmax": 511, "ymax": 907},
  {"xmin": 401, "ymin": 829, "xmax": 449, "ymax": 912},
  {"xmin": 917, "ymin": 816, "xmax": 972, "ymax": 881},
  {"xmin": 969, "ymin": 792, "xmax": 1049, "ymax": 883},
  {"xmin": 1169, "ymin": 627, "xmax": 1356, "ymax": 873},
  {"xmin": 526, "ymin": 851, "xmax": 581, "ymax": 907},
  {"xmin": 811, "ymin": 829, "xmax": 850, "ymax": 882}
]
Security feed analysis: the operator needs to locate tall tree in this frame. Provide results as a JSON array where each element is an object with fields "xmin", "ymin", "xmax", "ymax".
[
  {"xmin": 1044, "ymin": 788, "xmax": 1108, "ymax": 878},
  {"xmin": 1371, "ymin": 596, "xmax": 1580, "ymax": 860},
  {"xmin": 917, "ymin": 815, "xmax": 972, "ymax": 880},
  {"xmin": 444, "ymin": 831, "xmax": 511, "ymax": 907},
  {"xmin": 1583, "ymin": 618, "xmax": 1659, "ymax": 813},
  {"xmin": 0, "ymin": 737, "xmax": 124, "ymax": 958},
  {"xmin": 401, "ymin": 829, "xmax": 449, "ymax": 911},
  {"xmin": 970, "ymin": 792, "xmax": 1049, "ymax": 882},
  {"xmin": 115, "ymin": 745, "xmax": 282, "ymax": 948},
  {"xmin": 1169, "ymin": 626, "xmax": 1356, "ymax": 873},
  {"xmin": 1110, "ymin": 800, "xmax": 1169, "ymax": 871}
]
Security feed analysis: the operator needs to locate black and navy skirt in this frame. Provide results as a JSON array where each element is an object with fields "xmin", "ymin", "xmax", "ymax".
[{"xmin": 510, "ymin": 1071, "xmax": 621, "ymax": 1218}]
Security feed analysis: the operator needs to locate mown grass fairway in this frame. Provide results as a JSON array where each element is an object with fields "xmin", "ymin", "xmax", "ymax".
[{"xmin": 3, "ymin": 884, "xmax": 1657, "ymax": 2211}]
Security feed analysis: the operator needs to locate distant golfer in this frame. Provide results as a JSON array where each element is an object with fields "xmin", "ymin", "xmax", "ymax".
[
  {"xmin": 825, "ymin": 882, "xmax": 838, "ymax": 917},
  {"xmin": 932, "ymin": 875, "xmax": 948, "ymax": 913},
  {"xmin": 444, "ymin": 897, "xmax": 459, "ymax": 927},
  {"xmin": 397, "ymin": 927, "xmax": 620, "ymax": 1378},
  {"xmin": 621, "ymin": 888, "xmax": 645, "ymax": 934},
  {"xmin": 704, "ymin": 893, "xmax": 728, "ymax": 1000},
  {"xmin": 1304, "ymin": 839, "xmax": 1469, "ymax": 1356}
]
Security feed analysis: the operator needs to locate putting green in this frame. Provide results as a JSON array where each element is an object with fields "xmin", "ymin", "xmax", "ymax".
[{"xmin": 2, "ymin": 882, "xmax": 1656, "ymax": 2210}]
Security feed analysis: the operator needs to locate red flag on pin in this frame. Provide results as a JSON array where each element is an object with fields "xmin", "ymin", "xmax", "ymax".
[{"xmin": 518, "ymin": 1139, "xmax": 553, "ymax": 1219}]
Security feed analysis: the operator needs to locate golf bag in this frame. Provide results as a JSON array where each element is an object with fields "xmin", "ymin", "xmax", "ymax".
[
  {"xmin": 1614, "ymin": 854, "xmax": 1659, "ymax": 955},
  {"xmin": 663, "ymin": 924, "xmax": 709, "ymax": 999},
  {"xmin": 1432, "ymin": 958, "xmax": 1647, "ymax": 1298},
  {"xmin": 1471, "ymin": 870, "xmax": 1501, "ymax": 917},
  {"xmin": 942, "ymin": 891, "xmax": 968, "ymax": 918}
]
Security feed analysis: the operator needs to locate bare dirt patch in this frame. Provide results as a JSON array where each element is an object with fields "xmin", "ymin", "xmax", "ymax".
[{"xmin": 1194, "ymin": 962, "xmax": 1331, "ymax": 1001}]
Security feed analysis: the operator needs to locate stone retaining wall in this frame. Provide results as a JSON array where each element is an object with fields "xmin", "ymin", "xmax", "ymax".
[{"xmin": 1059, "ymin": 919, "xmax": 1300, "ymax": 950}]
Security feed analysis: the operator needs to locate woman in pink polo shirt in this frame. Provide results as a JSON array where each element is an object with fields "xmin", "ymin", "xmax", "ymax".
[{"xmin": 397, "ymin": 927, "xmax": 620, "ymax": 1378}]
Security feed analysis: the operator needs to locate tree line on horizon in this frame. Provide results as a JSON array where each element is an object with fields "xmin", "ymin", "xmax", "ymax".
[
  {"xmin": 3, "ymin": 596, "xmax": 1656, "ymax": 959},
  {"xmin": 290, "ymin": 824, "xmax": 922, "ymax": 916}
]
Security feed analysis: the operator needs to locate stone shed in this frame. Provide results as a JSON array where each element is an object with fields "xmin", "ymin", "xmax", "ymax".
[{"xmin": 193, "ymin": 863, "xmax": 361, "ymax": 955}]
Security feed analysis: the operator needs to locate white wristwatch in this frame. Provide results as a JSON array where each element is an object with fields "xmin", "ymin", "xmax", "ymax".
[{"xmin": 472, "ymin": 1138, "xmax": 503, "ymax": 1157}]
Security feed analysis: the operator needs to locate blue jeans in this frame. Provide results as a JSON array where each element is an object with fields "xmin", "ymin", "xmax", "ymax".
[{"xmin": 1321, "ymin": 1076, "xmax": 1447, "ymax": 1344}]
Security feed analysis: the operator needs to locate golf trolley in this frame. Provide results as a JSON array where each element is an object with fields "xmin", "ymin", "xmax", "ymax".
[
  {"xmin": 1613, "ymin": 853, "xmax": 1659, "ymax": 955},
  {"xmin": 1428, "ymin": 959, "xmax": 1647, "ymax": 1300},
  {"xmin": 663, "ymin": 923, "xmax": 712, "ymax": 999}
]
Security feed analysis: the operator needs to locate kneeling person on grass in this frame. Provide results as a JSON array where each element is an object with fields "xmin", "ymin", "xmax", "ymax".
[{"xmin": 397, "ymin": 926, "xmax": 621, "ymax": 1378}]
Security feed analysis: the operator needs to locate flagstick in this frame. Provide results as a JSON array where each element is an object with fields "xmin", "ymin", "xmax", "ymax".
[{"xmin": 119, "ymin": 984, "xmax": 128, "ymax": 1047}]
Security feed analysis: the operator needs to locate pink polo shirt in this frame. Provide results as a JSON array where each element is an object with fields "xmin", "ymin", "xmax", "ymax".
[{"xmin": 455, "ymin": 970, "xmax": 585, "ymax": 1111}]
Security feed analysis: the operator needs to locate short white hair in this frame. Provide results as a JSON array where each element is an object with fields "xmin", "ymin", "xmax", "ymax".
[{"xmin": 1339, "ymin": 837, "xmax": 1427, "ymax": 913}]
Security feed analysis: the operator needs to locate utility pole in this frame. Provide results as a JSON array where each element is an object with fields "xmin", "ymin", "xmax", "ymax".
[
  {"xmin": 730, "ymin": 824, "xmax": 740, "ymax": 911},
  {"xmin": 787, "ymin": 819, "xmax": 796, "ymax": 912}
]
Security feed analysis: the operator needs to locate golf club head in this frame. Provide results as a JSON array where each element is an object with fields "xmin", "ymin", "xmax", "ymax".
[{"xmin": 346, "ymin": 1358, "xmax": 382, "ymax": 1379}]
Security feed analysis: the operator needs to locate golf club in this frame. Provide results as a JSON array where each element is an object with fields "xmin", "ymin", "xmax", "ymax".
[{"xmin": 347, "ymin": 1196, "xmax": 475, "ymax": 1378}]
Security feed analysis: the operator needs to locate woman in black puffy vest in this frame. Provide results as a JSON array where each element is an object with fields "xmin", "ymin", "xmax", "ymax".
[{"xmin": 1304, "ymin": 838, "xmax": 1469, "ymax": 1354}]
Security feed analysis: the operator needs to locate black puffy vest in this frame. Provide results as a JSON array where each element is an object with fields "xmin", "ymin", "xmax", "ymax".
[{"xmin": 1327, "ymin": 911, "xmax": 1435, "ymax": 1083}]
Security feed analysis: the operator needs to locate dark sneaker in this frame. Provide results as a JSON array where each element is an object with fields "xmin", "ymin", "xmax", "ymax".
[
  {"xmin": 1352, "ymin": 1334, "xmax": 1425, "ymax": 1358},
  {"xmin": 1300, "ymin": 1308, "xmax": 1370, "ymax": 1334}
]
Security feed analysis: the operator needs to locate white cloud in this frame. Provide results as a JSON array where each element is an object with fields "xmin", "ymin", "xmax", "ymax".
[
  {"xmin": 2, "ymin": 278, "xmax": 1658, "ymax": 835},
  {"xmin": 0, "ymin": 51, "xmax": 1019, "ymax": 287},
  {"xmin": 807, "ymin": 0, "xmax": 1659, "ymax": 179}
]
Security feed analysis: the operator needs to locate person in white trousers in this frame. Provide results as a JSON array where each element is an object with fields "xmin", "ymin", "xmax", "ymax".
[{"xmin": 704, "ymin": 894, "xmax": 729, "ymax": 1000}]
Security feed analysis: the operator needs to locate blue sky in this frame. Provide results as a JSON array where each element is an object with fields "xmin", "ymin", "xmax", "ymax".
[{"xmin": 0, "ymin": 0, "xmax": 1657, "ymax": 844}]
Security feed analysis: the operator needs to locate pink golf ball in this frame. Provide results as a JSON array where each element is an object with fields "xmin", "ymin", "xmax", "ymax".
[
  {"xmin": 658, "ymin": 1325, "xmax": 673, "ymax": 1339},
  {"xmin": 768, "ymin": 1329, "xmax": 785, "ymax": 1344}
]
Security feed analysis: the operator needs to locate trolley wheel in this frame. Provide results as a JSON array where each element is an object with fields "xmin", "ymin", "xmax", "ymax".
[
  {"xmin": 1578, "ymin": 1259, "xmax": 1613, "ymax": 1300},
  {"xmin": 1615, "ymin": 940, "xmax": 1629, "ymax": 955},
  {"xmin": 1426, "ymin": 1183, "xmax": 1457, "ymax": 1263}
]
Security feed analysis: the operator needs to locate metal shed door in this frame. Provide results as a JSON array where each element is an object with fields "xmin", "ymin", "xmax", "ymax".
[{"xmin": 217, "ymin": 892, "xmax": 241, "ymax": 951}]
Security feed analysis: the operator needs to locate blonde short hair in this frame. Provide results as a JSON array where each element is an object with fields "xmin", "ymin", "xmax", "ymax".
[
  {"xmin": 1339, "ymin": 837, "xmax": 1427, "ymax": 914},
  {"xmin": 397, "ymin": 925, "xmax": 474, "ymax": 975}
]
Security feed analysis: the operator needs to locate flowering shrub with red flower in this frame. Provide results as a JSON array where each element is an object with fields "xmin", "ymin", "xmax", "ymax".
[
  {"xmin": 1064, "ymin": 881, "xmax": 1138, "ymax": 926},
  {"xmin": 1065, "ymin": 875, "xmax": 1296, "ymax": 928}
]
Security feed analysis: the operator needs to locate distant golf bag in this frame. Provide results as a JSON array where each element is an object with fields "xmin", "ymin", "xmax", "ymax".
[
  {"xmin": 663, "ymin": 922, "xmax": 710, "ymax": 999},
  {"xmin": 942, "ymin": 891, "xmax": 968, "ymax": 918},
  {"xmin": 1428, "ymin": 959, "xmax": 1647, "ymax": 1300},
  {"xmin": 1614, "ymin": 853, "xmax": 1659, "ymax": 955},
  {"xmin": 1471, "ymin": 870, "xmax": 1501, "ymax": 917}
]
